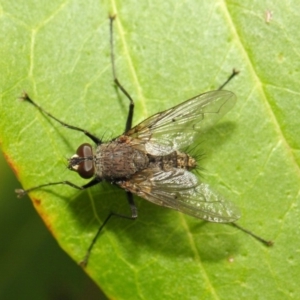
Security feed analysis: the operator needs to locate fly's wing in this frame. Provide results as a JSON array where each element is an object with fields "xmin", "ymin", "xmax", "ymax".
[
  {"xmin": 117, "ymin": 168, "xmax": 240, "ymax": 223},
  {"xmin": 125, "ymin": 90, "xmax": 236, "ymax": 155}
]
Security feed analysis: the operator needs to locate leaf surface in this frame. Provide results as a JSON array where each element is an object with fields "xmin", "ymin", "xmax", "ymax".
[{"xmin": 1, "ymin": 0, "xmax": 299, "ymax": 299}]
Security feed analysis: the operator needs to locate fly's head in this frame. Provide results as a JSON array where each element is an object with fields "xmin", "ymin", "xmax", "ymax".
[{"xmin": 68, "ymin": 143, "xmax": 95, "ymax": 179}]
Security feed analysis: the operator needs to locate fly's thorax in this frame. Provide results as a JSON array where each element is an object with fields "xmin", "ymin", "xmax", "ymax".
[{"xmin": 95, "ymin": 141, "xmax": 149, "ymax": 179}]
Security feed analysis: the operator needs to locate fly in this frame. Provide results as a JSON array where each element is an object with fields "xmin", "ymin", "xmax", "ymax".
[{"xmin": 16, "ymin": 15, "xmax": 272, "ymax": 267}]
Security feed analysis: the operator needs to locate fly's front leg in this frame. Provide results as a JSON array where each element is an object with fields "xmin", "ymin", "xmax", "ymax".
[
  {"xmin": 20, "ymin": 92, "xmax": 102, "ymax": 144},
  {"xmin": 16, "ymin": 178, "xmax": 101, "ymax": 198}
]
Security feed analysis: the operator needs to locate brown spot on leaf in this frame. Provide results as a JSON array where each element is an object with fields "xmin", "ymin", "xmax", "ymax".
[
  {"xmin": 32, "ymin": 197, "xmax": 54, "ymax": 236},
  {"xmin": 33, "ymin": 198, "xmax": 41, "ymax": 206}
]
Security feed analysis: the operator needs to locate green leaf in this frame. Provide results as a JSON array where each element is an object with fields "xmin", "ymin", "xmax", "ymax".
[{"xmin": 1, "ymin": 0, "xmax": 299, "ymax": 299}]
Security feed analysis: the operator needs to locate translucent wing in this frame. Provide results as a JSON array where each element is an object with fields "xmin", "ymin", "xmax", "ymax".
[
  {"xmin": 125, "ymin": 90, "xmax": 236, "ymax": 155},
  {"xmin": 117, "ymin": 168, "xmax": 240, "ymax": 223}
]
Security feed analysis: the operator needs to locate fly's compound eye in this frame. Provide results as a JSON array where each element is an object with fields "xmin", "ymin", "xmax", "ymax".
[{"xmin": 71, "ymin": 143, "xmax": 95, "ymax": 179}]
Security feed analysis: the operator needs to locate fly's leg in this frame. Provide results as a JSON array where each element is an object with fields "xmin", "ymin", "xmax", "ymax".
[
  {"xmin": 16, "ymin": 178, "xmax": 101, "ymax": 198},
  {"xmin": 110, "ymin": 15, "xmax": 237, "ymax": 129},
  {"xmin": 80, "ymin": 192, "xmax": 138, "ymax": 267},
  {"xmin": 230, "ymin": 222, "xmax": 273, "ymax": 246},
  {"xmin": 217, "ymin": 68, "xmax": 239, "ymax": 90},
  {"xmin": 78, "ymin": 17, "xmax": 137, "ymax": 267},
  {"xmin": 218, "ymin": 70, "xmax": 273, "ymax": 247},
  {"xmin": 20, "ymin": 93, "xmax": 102, "ymax": 144},
  {"xmin": 109, "ymin": 15, "xmax": 134, "ymax": 132}
]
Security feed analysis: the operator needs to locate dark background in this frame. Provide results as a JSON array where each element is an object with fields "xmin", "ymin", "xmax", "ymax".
[{"xmin": 0, "ymin": 151, "xmax": 107, "ymax": 299}]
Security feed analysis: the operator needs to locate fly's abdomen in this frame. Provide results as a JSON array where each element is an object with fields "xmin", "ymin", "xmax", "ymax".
[
  {"xmin": 176, "ymin": 152, "xmax": 197, "ymax": 170},
  {"xmin": 148, "ymin": 151, "xmax": 197, "ymax": 171}
]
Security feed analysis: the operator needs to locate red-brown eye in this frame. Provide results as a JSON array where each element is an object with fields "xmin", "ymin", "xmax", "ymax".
[{"xmin": 76, "ymin": 143, "xmax": 94, "ymax": 179}]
